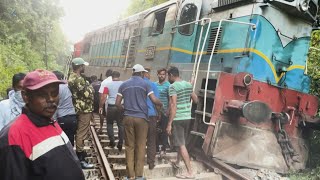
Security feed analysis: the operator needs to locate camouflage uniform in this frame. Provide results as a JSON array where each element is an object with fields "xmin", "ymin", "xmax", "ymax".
[
  {"xmin": 68, "ymin": 72, "xmax": 94, "ymax": 152},
  {"xmin": 68, "ymin": 72, "xmax": 94, "ymax": 113}
]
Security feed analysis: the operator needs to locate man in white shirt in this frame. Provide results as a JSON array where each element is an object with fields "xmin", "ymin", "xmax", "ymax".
[
  {"xmin": 99, "ymin": 71, "xmax": 123, "ymax": 151},
  {"xmin": 98, "ymin": 69, "xmax": 113, "ymax": 132},
  {"xmin": 0, "ymin": 73, "xmax": 26, "ymax": 130}
]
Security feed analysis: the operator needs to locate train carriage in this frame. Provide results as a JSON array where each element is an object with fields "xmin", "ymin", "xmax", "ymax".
[{"xmin": 74, "ymin": 0, "xmax": 320, "ymax": 173}]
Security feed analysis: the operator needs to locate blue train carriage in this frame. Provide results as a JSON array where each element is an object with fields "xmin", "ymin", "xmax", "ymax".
[
  {"xmin": 82, "ymin": 1, "xmax": 179, "ymax": 80},
  {"xmin": 81, "ymin": 0, "xmax": 318, "ymax": 93},
  {"xmin": 77, "ymin": 0, "xmax": 320, "ymax": 172}
]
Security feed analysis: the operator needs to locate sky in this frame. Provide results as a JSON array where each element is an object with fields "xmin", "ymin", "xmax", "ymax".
[{"xmin": 59, "ymin": 0, "xmax": 131, "ymax": 43}]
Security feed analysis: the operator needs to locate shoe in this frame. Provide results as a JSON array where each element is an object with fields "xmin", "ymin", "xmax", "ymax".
[
  {"xmin": 80, "ymin": 160, "xmax": 94, "ymax": 169},
  {"xmin": 148, "ymin": 163, "xmax": 155, "ymax": 170},
  {"xmin": 117, "ymin": 143, "xmax": 123, "ymax": 152},
  {"xmin": 109, "ymin": 141, "xmax": 116, "ymax": 148}
]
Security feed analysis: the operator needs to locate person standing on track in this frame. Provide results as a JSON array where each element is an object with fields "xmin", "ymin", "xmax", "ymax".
[
  {"xmin": 155, "ymin": 68, "xmax": 171, "ymax": 155},
  {"xmin": 98, "ymin": 69, "xmax": 113, "ymax": 133},
  {"xmin": 143, "ymin": 67, "xmax": 160, "ymax": 170},
  {"xmin": 99, "ymin": 71, "xmax": 124, "ymax": 151},
  {"xmin": 116, "ymin": 64, "xmax": 162, "ymax": 180},
  {"xmin": 166, "ymin": 66, "xmax": 198, "ymax": 179},
  {"xmin": 68, "ymin": 57, "xmax": 94, "ymax": 169}
]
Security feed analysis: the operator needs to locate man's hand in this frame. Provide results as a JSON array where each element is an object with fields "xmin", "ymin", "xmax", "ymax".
[
  {"xmin": 99, "ymin": 107, "xmax": 103, "ymax": 115},
  {"xmin": 165, "ymin": 109, "xmax": 170, "ymax": 117},
  {"xmin": 166, "ymin": 124, "xmax": 172, "ymax": 136}
]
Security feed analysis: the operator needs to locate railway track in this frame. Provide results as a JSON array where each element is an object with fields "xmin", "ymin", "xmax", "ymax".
[{"xmin": 83, "ymin": 116, "xmax": 251, "ymax": 180}]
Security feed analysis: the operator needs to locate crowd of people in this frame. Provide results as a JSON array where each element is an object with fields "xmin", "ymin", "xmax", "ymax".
[{"xmin": 0, "ymin": 57, "xmax": 198, "ymax": 180}]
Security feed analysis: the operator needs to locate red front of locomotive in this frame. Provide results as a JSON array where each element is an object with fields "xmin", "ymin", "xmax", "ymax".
[{"xmin": 196, "ymin": 72, "xmax": 318, "ymax": 173}]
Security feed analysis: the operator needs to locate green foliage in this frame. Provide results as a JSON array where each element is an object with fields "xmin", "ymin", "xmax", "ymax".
[
  {"xmin": 290, "ymin": 30, "xmax": 320, "ymax": 178},
  {"xmin": 125, "ymin": 0, "xmax": 169, "ymax": 16},
  {"xmin": 0, "ymin": 0, "xmax": 69, "ymax": 98}
]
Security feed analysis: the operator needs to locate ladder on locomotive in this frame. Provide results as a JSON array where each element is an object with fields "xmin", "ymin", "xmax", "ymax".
[
  {"xmin": 189, "ymin": 19, "xmax": 257, "ymax": 140},
  {"xmin": 124, "ymin": 15, "xmax": 144, "ymax": 69}
]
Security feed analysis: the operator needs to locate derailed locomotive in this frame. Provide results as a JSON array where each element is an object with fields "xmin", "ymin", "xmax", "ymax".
[{"xmin": 74, "ymin": 0, "xmax": 320, "ymax": 173}]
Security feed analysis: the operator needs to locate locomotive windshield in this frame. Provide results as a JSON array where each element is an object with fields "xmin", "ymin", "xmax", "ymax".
[{"xmin": 178, "ymin": 4, "xmax": 197, "ymax": 35}]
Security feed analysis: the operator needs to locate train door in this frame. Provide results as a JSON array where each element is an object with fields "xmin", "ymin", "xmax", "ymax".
[{"xmin": 170, "ymin": 0, "xmax": 202, "ymax": 64}]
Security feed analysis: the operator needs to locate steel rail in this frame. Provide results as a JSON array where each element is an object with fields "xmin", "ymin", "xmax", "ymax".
[
  {"xmin": 192, "ymin": 149, "xmax": 250, "ymax": 180},
  {"xmin": 90, "ymin": 126, "xmax": 115, "ymax": 180}
]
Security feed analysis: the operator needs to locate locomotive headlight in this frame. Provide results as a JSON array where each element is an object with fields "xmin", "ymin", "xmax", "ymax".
[{"xmin": 299, "ymin": 0, "xmax": 309, "ymax": 12}]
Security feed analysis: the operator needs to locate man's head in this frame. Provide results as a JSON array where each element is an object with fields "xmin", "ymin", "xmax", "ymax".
[
  {"xmin": 112, "ymin": 71, "xmax": 120, "ymax": 80},
  {"xmin": 90, "ymin": 75, "xmax": 98, "ymax": 82},
  {"xmin": 72, "ymin": 58, "xmax": 89, "ymax": 74},
  {"xmin": 12, "ymin": 73, "xmax": 26, "ymax": 92},
  {"xmin": 157, "ymin": 68, "xmax": 167, "ymax": 83},
  {"xmin": 144, "ymin": 67, "xmax": 151, "ymax": 79},
  {"xmin": 52, "ymin": 71, "xmax": 65, "ymax": 80},
  {"xmin": 167, "ymin": 66, "xmax": 179, "ymax": 84},
  {"xmin": 22, "ymin": 69, "xmax": 65, "ymax": 118},
  {"xmin": 105, "ymin": 69, "xmax": 113, "ymax": 77},
  {"xmin": 132, "ymin": 64, "xmax": 148, "ymax": 77}
]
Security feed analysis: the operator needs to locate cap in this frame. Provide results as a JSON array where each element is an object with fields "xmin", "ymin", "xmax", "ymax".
[
  {"xmin": 132, "ymin": 64, "xmax": 148, "ymax": 73},
  {"xmin": 72, "ymin": 57, "xmax": 89, "ymax": 66},
  {"xmin": 23, "ymin": 69, "xmax": 65, "ymax": 90}
]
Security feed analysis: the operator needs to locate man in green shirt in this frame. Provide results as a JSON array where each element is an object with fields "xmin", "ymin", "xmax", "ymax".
[
  {"xmin": 68, "ymin": 57, "xmax": 94, "ymax": 169},
  {"xmin": 166, "ymin": 66, "xmax": 198, "ymax": 179}
]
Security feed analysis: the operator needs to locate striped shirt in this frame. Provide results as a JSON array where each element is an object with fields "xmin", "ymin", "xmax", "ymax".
[
  {"xmin": 169, "ymin": 81, "xmax": 192, "ymax": 121},
  {"xmin": 155, "ymin": 81, "xmax": 170, "ymax": 110}
]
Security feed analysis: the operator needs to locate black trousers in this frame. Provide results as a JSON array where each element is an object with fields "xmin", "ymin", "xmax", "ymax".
[
  {"xmin": 106, "ymin": 105, "xmax": 124, "ymax": 145},
  {"xmin": 157, "ymin": 112, "xmax": 169, "ymax": 151},
  {"xmin": 57, "ymin": 115, "xmax": 77, "ymax": 146}
]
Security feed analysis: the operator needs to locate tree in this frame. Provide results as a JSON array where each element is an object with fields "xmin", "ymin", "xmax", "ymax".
[
  {"xmin": 0, "ymin": 0, "xmax": 69, "ymax": 98},
  {"xmin": 125, "ymin": 0, "xmax": 169, "ymax": 16}
]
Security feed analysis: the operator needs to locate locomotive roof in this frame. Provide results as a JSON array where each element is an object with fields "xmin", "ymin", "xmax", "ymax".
[{"xmin": 84, "ymin": 0, "xmax": 177, "ymax": 38}]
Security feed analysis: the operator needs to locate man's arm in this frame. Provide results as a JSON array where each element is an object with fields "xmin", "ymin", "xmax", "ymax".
[
  {"xmin": 115, "ymin": 94, "xmax": 123, "ymax": 112},
  {"xmin": 166, "ymin": 95, "xmax": 177, "ymax": 136},
  {"xmin": 149, "ymin": 93, "xmax": 162, "ymax": 107},
  {"xmin": 98, "ymin": 90, "xmax": 108, "ymax": 133},
  {"xmin": 99, "ymin": 89, "xmax": 108, "ymax": 114},
  {"xmin": 191, "ymin": 92, "xmax": 198, "ymax": 104}
]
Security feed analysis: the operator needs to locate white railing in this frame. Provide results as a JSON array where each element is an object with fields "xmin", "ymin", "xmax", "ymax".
[{"xmin": 172, "ymin": 18, "xmax": 213, "ymax": 125}]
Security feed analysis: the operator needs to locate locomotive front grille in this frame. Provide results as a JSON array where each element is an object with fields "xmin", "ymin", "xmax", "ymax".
[{"xmin": 207, "ymin": 27, "xmax": 222, "ymax": 54}]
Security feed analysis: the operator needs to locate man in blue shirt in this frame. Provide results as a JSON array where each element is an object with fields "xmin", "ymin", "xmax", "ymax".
[
  {"xmin": 144, "ymin": 68, "xmax": 160, "ymax": 170},
  {"xmin": 116, "ymin": 64, "xmax": 162, "ymax": 180}
]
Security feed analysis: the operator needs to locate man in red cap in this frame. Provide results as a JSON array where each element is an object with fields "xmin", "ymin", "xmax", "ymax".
[{"xmin": 0, "ymin": 69, "xmax": 85, "ymax": 180}]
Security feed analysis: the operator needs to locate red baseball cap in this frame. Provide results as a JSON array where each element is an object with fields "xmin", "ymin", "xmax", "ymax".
[{"xmin": 23, "ymin": 69, "xmax": 65, "ymax": 90}]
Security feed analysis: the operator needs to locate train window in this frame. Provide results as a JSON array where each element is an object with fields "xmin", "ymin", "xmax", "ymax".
[
  {"xmin": 178, "ymin": 4, "xmax": 197, "ymax": 35},
  {"xmin": 83, "ymin": 43, "xmax": 90, "ymax": 54},
  {"xmin": 151, "ymin": 9, "xmax": 168, "ymax": 35}
]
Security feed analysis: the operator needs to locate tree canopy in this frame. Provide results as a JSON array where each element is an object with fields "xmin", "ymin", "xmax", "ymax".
[
  {"xmin": 125, "ymin": 0, "xmax": 169, "ymax": 16},
  {"xmin": 0, "ymin": 0, "xmax": 69, "ymax": 98}
]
